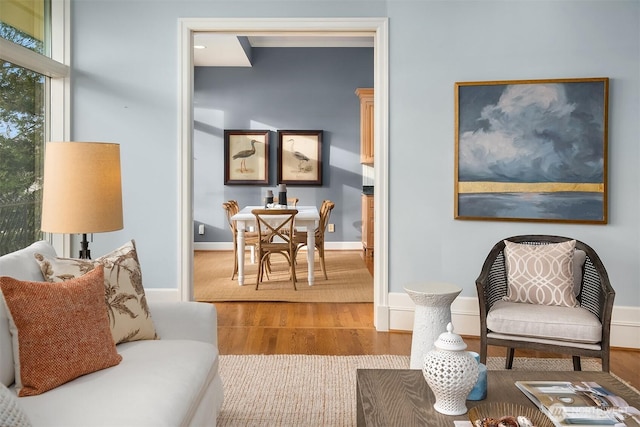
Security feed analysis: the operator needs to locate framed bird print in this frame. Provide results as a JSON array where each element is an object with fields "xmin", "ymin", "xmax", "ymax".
[
  {"xmin": 277, "ymin": 130, "xmax": 323, "ymax": 186},
  {"xmin": 224, "ymin": 130, "xmax": 270, "ymax": 185}
]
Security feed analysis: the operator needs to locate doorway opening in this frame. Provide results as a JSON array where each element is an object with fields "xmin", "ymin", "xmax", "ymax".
[{"xmin": 178, "ymin": 17, "xmax": 390, "ymax": 330}]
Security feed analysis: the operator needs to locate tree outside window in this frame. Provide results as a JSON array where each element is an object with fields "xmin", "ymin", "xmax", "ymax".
[{"xmin": 0, "ymin": 23, "xmax": 46, "ymax": 255}]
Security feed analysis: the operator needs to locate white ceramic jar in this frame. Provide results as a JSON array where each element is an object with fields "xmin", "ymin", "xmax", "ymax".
[{"xmin": 422, "ymin": 322, "xmax": 479, "ymax": 415}]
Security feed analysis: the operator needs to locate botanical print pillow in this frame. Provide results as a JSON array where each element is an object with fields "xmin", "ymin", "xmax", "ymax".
[
  {"xmin": 35, "ymin": 240, "xmax": 157, "ymax": 344},
  {"xmin": 503, "ymin": 239, "xmax": 578, "ymax": 307},
  {"xmin": 0, "ymin": 266, "xmax": 122, "ymax": 396}
]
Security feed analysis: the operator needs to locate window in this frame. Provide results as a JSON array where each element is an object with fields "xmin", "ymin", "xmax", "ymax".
[
  {"xmin": 0, "ymin": 0, "xmax": 68, "ymax": 256},
  {"xmin": 0, "ymin": 0, "xmax": 50, "ymax": 55},
  {"xmin": 0, "ymin": 61, "xmax": 45, "ymax": 255}
]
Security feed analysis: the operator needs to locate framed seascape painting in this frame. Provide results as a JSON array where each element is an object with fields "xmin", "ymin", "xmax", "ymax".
[
  {"xmin": 277, "ymin": 130, "xmax": 323, "ymax": 186},
  {"xmin": 224, "ymin": 130, "xmax": 269, "ymax": 185},
  {"xmin": 454, "ymin": 77, "xmax": 609, "ymax": 224}
]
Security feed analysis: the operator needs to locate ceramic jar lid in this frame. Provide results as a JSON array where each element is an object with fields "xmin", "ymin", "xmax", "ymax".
[{"xmin": 434, "ymin": 322, "xmax": 467, "ymax": 351}]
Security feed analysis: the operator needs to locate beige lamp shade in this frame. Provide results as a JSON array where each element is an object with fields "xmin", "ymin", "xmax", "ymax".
[{"xmin": 41, "ymin": 142, "xmax": 123, "ymax": 234}]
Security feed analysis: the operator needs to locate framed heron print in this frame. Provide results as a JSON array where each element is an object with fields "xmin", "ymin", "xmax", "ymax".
[
  {"xmin": 224, "ymin": 130, "xmax": 269, "ymax": 185},
  {"xmin": 454, "ymin": 77, "xmax": 609, "ymax": 224},
  {"xmin": 277, "ymin": 130, "xmax": 323, "ymax": 186}
]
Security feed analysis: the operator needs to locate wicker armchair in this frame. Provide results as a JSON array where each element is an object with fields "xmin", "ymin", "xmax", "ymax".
[{"xmin": 476, "ymin": 235, "xmax": 615, "ymax": 371}]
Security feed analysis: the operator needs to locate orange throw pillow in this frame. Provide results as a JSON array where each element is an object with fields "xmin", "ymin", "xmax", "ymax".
[{"xmin": 0, "ymin": 265, "xmax": 122, "ymax": 397}]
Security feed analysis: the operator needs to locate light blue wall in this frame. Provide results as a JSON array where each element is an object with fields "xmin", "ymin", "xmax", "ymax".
[
  {"xmin": 386, "ymin": 0, "xmax": 639, "ymax": 304},
  {"xmin": 193, "ymin": 47, "xmax": 374, "ymax": 244},
  {"xmin": 71, "ymin": 0, "xmax": 640, "ymax": 309}
]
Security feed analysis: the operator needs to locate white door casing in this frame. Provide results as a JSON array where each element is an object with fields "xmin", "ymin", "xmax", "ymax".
[{"xmin": 177, "ymin": 17, "xmax": 390, "ymax": 330}]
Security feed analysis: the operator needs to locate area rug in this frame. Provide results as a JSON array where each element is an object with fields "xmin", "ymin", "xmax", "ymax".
[
  {"xmin": 194, "ymin": 250, "xmax": 373, "ymax": 303},
  {"xmin": 216, "ymin": 355, "xmax": 612, "ymax": 426}
]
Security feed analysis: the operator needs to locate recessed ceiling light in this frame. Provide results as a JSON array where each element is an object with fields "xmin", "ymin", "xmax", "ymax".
[{"xmin": 194, "ymin": 45, "xmax": 206, "ymax": 49}]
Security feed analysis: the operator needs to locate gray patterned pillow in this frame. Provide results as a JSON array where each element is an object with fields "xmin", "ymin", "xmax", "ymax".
[
  {"xmin": 35, "ymin": 240, "xmax": 157, "ymax": 344},
  {"xmin": 503, "ymin": 239, "xmax": 578, "ymax": 307}
]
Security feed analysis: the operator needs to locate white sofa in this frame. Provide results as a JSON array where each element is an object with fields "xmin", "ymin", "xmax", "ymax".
[{"xmin": 0, "ymin": 241, "xmax": 224, "ymax": 426}]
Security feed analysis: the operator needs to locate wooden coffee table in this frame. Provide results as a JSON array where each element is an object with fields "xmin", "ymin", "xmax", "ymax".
[{"xmin": 356, "ymin": 369, "xmax": 640, "ymax": 427}]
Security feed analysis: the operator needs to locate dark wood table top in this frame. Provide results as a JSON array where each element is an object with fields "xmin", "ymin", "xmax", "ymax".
[{"xmin": 356, "ymin": 369, "xmax": 640, "ymax": 427}]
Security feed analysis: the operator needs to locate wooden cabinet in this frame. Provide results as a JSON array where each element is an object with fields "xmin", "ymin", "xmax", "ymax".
[
  {"xmin": 356, "ymin": 88, "xmax": 374, "ymax": 165},
  {"xmin": 361, "ymin": 194, "xmax": 374, "ymax": 257}
]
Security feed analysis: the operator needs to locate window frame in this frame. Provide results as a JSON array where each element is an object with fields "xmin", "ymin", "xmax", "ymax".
[{"xmin": 0, "ymin": 0, "xmax": 71, "ymax": 256}]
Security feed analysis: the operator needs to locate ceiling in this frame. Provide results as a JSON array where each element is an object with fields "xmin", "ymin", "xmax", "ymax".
[{"xmin": 193, "ymin": 33, "xmax": 375, "ymax": 67}]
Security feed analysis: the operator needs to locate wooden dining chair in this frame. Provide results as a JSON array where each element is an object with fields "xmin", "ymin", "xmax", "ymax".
[
  {"xmin": 252, "ymin": 209, "xmax": 298, "ymax": 290},
  {"xmin": 222, "ymin": 201, "xmax": 260, "ymax": 280},
  {"xmin": 227, "ymin": 199, "xmax": 239, "ymax": 212},
  {"xmin": 293, "ymin": 200, "xmax": 335, "ymax": 280}
]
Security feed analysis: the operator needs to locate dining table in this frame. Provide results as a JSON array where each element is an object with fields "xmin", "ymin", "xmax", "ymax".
[{"xmin": 231, "ymin": 205, "xmax": 320, "ymax": 286}]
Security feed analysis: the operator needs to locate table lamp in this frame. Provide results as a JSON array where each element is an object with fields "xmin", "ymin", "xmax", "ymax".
[{"xmin": 41, "ymin": 142, "xmax": 123, "ymax": 259}]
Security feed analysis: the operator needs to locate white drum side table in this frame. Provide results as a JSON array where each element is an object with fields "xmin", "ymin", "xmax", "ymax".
[{"xmin": 404, "ymin": 282, "xmax": 462, "ymax": 369}]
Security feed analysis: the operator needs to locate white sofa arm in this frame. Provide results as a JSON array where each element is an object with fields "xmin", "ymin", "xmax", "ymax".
[{"xmin": 148, "ymin": 301, "xmax": 218, "ymax": 347}]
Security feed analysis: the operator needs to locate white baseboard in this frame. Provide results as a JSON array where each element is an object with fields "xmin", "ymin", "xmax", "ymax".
[
  {"xmin": 193, "ymin": 241, "xmax": 362, "ymax": 251},
  {"xmin": 388, "ymin": 292, "xmax": 640, "ymax": 350},
  {"xmin": 193, "ymin": 242, "xmax": 233, "ymax": 251}
]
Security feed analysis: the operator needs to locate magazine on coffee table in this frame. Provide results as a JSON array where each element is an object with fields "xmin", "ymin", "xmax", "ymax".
[{"xmin": 516, "ymin": 381, "xmax": 640, "ymax": 427}]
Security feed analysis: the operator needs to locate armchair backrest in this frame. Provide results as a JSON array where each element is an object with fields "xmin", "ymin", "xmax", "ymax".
[{"xmin": 476, "ymin": 235, "xmax": 615, "ymax": 324}]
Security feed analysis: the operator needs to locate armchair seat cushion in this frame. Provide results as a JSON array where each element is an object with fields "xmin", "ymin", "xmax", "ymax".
[{"xmin": 486, "ymin": 300, "xmax": 602, "ymax": 344}]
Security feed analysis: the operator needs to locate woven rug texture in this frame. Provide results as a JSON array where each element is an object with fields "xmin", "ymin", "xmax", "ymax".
[
  {"xmin": 216, "ymin": 355, "xmax": 610, "ymax": 426},
  {"xmin": 194, "ymin": 250, "xmax": 373, "ymax": 303}
]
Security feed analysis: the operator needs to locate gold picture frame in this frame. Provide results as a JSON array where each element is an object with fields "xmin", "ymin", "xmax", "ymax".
[{"xmin": 454, "ymin": 77, "xmax": 609, "ymax": 224}]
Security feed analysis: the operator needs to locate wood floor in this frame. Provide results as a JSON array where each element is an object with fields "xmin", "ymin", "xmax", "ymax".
[
  {"xmin": 216, "ymin": 301, "xmax": 639, "ymax": 390},
  {"xmin": 215, "ymin": 254, "xmax": 640, "ymax": 391}
]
